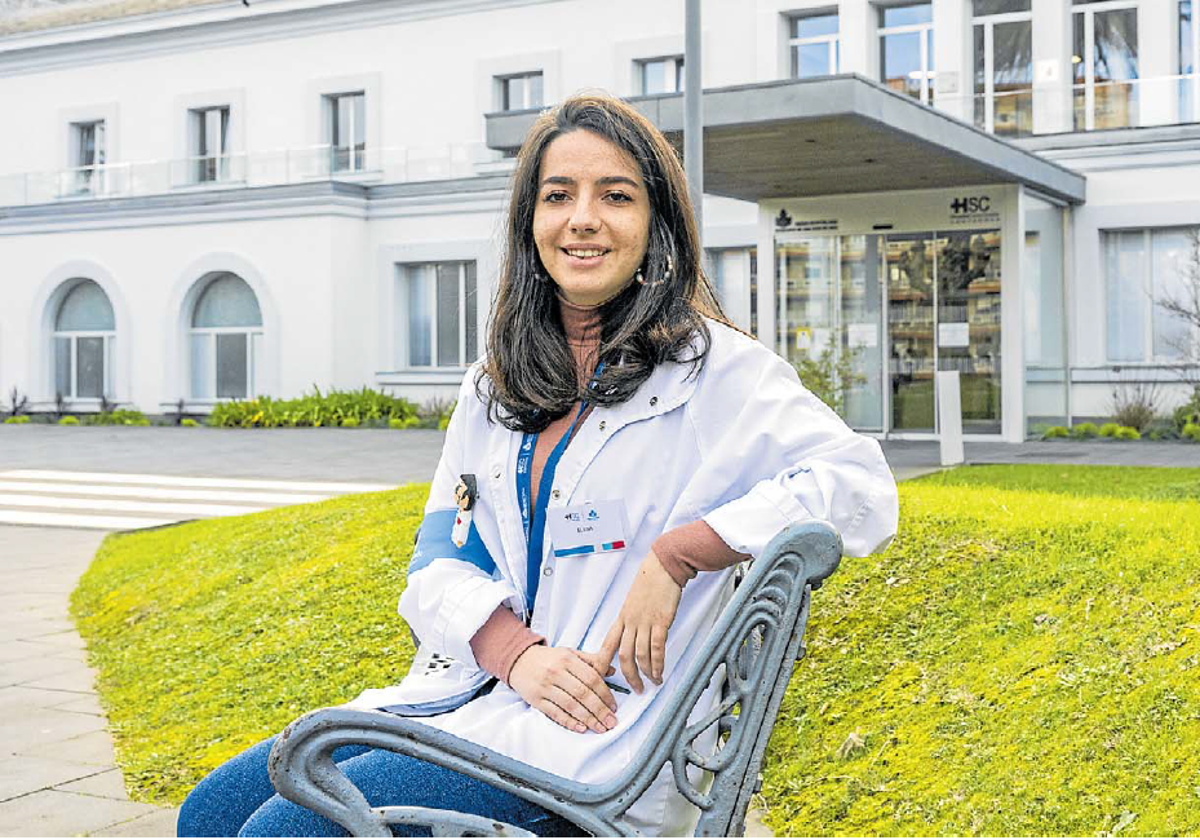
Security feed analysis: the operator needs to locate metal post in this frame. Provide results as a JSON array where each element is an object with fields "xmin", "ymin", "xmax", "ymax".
[{"xmin": 684, "ymin": 0, "xmax": 703, "ymax": 240}]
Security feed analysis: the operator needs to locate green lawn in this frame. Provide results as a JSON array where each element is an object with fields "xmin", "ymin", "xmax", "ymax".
[{"xmin": 71, "ymin": 466, "xmax": 1200, "ymax": 834}]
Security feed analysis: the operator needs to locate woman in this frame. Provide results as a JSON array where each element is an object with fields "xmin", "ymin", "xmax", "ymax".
[{"xmin": 177, "ymin": 92, "xmax": 898, "ymax": 837}]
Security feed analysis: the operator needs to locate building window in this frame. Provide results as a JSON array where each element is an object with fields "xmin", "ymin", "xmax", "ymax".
[
  {"xmin": 1183, "ymin": 1, "xmax": 1199, "ymax": 123},
  {"xmin": 1105, "ymin": 228, "xmax": 1199, "ymax": 362},
  {"xmin": 1072, "ymin": 0, "xmax": 1139, "ymax": 131},
  {"xmin": 790, "ymin": 11, "xmax": 839, "ymax": 79},
  {"xmin": 70, "ymin": 120, "xmax": 106, "ymax": 195},
  {"xmin": 972, "ymin": 1, "xmax": 1033, "ymax": 137},
  {"xmin": 190, "ymin": 273, "xmax": 263, "ymax": 399},
  {"xmin": 637, "ymin": 56, "xmax": 684, "ymax": 95},
  {"xmin": 498, "ymin": 72, "xmax": 544, "ymax": 111},
  {"xmin": 53, "ymin": 280, "xmax": 115, "ymax": 400},
  {"xmin": 325, "ymin": 92, "xmax": 365, "ymax": 172},
  {"xmin": 402, "ymin": 262, "xmax": 477, "ymax": 368},
  {"xmin": 191, "ymin": 106, "xmax": 230, "ymax": 183},
  {"xmin": 878, "ymin": 2, "xmax": 935, "ymax": 105}
]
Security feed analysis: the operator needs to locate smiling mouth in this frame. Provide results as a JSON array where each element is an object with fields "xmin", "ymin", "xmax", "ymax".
[{"xmin": 562, "ymin": 248, "xmax": 610, "ymax": 258}]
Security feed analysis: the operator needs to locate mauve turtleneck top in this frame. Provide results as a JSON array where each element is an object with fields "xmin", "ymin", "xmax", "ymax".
[{"xmin": 467, "ymin": 296, "xmax": 748, "ymax": 683}]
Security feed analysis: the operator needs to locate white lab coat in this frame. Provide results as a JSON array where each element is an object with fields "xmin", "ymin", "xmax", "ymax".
[{"xmin": 348, "ymin": 318, "xmax": 898, "ymax": 834}]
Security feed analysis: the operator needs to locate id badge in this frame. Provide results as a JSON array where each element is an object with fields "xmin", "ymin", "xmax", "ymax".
[{"xmin": 548, "ymin": 499, "xmax": 629, "ymax": 558}]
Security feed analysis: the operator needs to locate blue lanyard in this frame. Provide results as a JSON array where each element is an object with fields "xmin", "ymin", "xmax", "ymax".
[{"xmin": 516, "ymin": 362, "xmax": 604, "ymax": 614}]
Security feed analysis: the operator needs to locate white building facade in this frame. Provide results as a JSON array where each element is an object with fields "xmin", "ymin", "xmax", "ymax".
[{"xmin": 0, "ymin": 0, "xmax": 1197, "ymax": 442}]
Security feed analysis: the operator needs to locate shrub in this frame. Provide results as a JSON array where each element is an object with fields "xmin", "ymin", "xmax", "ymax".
[
  {"xmin": 1114, "ymin": 425, "xmax": 1141, "ymax": 440},
  {"xmin": 340, "ymin": 417, "xmax": 359, "ymax": 428},
  {"xmin": 207, "ymin": 387, "xmax": 418, "ymax": 429},
  {"xmin": 1070, "ymin": 422, "xmax": 1098, "ymax": 439},
  {"xmin": 388, "ymin": 416, "xmax": 421, "ymax": 430},
  {"xmin": 1110, "ymin": 379, "xmax": 1159, "ymax": 432},
  {"xmin": 84, "ymin": 409, "xmax": 150, "ymax": 426},
  {"xmin": 1183, "ymin": 423, "xmax": 1200, "ymax": 443},
  {"xmin": 1098, "ymin": 422, "xmax": 1121, "ymax": 438},
  {"xmin": 180, "ymin": 418, "xmax": 199, "ymax": 428},
  {"xmin": 1043, "ymin": 425, "xmax": 1069, "ymax": 439},
  {"xmin": 3, "ymin": 415, "xmax": 30, "ymax": 424},
  {"xmin": 59, "ymin": 415, "xmax": 79, "ymax": 426},
  {"xmin": 1173, "ymin": 391, "xmax": 1200, "ymax": 432}
]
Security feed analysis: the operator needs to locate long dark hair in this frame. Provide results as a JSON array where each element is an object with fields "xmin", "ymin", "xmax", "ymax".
[{"xmin": 478, "ymin": 92, "xmax": 729, "ymax": 433}]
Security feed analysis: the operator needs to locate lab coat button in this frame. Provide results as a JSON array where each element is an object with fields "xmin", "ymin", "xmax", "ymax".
[
  {"xmin": 650, "ymin": 396, "xmax": 658, "ymax": 406},
  {"xmin": 491, "ymin": 465, "xmax": 502, "ymax": 479},
  {"xmin": 543, "ymin": 567, "xmax": 553, "ymax": 577},
  {"xmin": 598, "ymin": 420, "xmax": 607, "ymax": 431},
  {"xmin": 551, "ymin": 489, "xmax": 561, "ymax": 500}
]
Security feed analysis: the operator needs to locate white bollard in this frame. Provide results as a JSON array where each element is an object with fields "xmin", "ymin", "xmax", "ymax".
[{"xmin": 936, "ymin": 370, "xmax": 965, "ymax": 467}]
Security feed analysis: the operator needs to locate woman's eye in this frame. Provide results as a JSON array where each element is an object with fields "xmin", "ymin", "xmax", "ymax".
[
  {"xmin": 543, "ymin": 191, "xmax": 570, "ymax": 203},
  {"xmin": 606, "ymin": 192, "xmax": 633, "ymax": 203}
]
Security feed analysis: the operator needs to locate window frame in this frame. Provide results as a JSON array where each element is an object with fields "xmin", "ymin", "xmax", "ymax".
[
  {"xmin": 189, "ymin": 325, "xmax": 263, "ymax": 400},
  {"xmin": 190, "ymin": 105, "xmax": 231, "ymax": 184},
  {"xmin": 1183, "ymin": 1, "xmax": 1200, "ymax": 122},
  {"xmin": 69, "ymin": 119, "xmax": 106, "ymax": 196},
  {"xmin": 497, "ymin": 71, "xmax": 545, "ymax": 111},
  {"xmin": 972, "ymin": 4, "xmax": 1033, "ymax": 135},
  {"xmin": 636, "ymin": 55, "xmax": 685, "ymax": 95},
  {"xmin": 1104, "ymin": 226, "xmax": 1200, "ymax": 364},
  {"xmin": 1072, "ymin": 0, "xmax": 1141, "ymax": 132},
  {"xmin": 53, "ymin": 331, "xmax": 114, "ymax": 401},
  {"xmin": 877, "ymin": 2, "xmax": 935, "ymax": 105},
  {"xmin": 325, "ymin": 91, "xmax": 367, "ymax": 173},
  {"xmin": 400, "ymin": 261, "xmax": 477, "ymax": 370},
  {"xmin": 788, "ymin": 11, "xmax": 840, "ymax": 79}
]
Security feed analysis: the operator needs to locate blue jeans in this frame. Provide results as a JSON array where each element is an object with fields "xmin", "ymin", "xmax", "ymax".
[{"xmin": 176, "ymin": 734, "xmax": 584, "ymax": 837}]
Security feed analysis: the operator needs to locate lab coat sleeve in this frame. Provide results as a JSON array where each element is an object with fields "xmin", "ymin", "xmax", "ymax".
[
  {"xmin": 397, "ymin": 368, "xmax": 521, "ymax": 669},
  {"xmin": 686, "ymin": 338, "xmax": 898, "ymax": 559}
]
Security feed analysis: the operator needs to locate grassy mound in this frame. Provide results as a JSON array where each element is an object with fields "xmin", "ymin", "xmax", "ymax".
[
  {"xmin": 71, "ymin": 466, "xmax": 1200, "ymax": 834},
  {"xmin": 70, "ymin": 486, "xmax": 425, "ymax": 803},
  {"xmin": 763, "ymin": 466, "xmax": 1200, "ymax": 836}
]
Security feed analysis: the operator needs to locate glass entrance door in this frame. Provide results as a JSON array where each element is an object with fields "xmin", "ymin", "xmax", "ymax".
[
  {"xmin": 886, "ymin": 233, "xmax": 936, "ymax": 431},
  {"xmin": 937, "ymin": 230, "xmax": 1003, "ymax": 433},
  {"xmin": 776, "ymin": 233, "xmax": 884, "ymax": 431}
]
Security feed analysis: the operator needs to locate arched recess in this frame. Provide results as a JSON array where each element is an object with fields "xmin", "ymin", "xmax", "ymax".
[
  {"xmin": 28, "ymin": 261, "xmax": 131, "ymax": 405},
  {"xmin": 165, "ymin": 252, "xmax": 280, "ymax": 405}
]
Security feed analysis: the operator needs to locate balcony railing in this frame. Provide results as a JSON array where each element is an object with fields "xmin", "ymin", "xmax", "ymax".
[
  {"xmin": 0, "ymin": 143, "xmax": 503, "ymax": 208},
  {"xmin": 933, "ymin": 72, "xmax": 1200, "ymax": 139}
]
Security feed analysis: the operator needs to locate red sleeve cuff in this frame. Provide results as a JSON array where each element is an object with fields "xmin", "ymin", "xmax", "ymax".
[
  {"xmin": 652, "ymin": 519, "xmax": 751, "ymax": 588},
  {"xmin": 468, "ymin": 606, "xmax": 545, "ymax": 684}
]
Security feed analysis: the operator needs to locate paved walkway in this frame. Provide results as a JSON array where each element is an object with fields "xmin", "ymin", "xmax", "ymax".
[
  {"xmin": 2, "ymin": 426, "xmax": 1199, "ymax": 836},
  {"xmin": 0, "ymin": 526, "xmax": 179, "ymax": 836}
]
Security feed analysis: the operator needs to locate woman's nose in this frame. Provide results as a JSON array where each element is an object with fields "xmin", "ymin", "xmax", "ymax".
[{"xmin": 568, "ymin": 198, "xmax": 601, "ymax": 234}]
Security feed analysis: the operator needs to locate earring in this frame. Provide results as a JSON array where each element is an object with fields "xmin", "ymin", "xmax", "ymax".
[
  {"xmin": 664, "ymin": 253, "xmax": 674, "ymax": 282},
  {"xmin": 635, "ymin": 267, "xmax": 646, "ymax": 285}
]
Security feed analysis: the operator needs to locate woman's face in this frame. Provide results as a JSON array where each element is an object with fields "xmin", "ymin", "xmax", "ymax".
[{"xmin": 532, "ymin": 129, "xmax": 651, "ymax": 307}]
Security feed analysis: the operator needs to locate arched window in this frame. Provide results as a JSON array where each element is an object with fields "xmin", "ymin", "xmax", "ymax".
[
  {"xmin": 190, "ymin": 272, "xmax": 263, "ymax": 399},
  {"xmin": 53, "ymin": 279, "xmax": 115, "ymax": 400}
]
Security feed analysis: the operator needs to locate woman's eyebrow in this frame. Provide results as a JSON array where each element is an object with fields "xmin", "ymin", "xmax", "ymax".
[{"xmin": 539, "ymin": 175, "xmax": 642, "ymax": 188}]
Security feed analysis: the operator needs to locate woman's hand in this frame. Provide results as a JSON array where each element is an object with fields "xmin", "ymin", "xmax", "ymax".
[
  {"xmin": 508, "ymin": 644, "xmax": 619, "ymax": 734},
  {"xmin": 595, "ymin": 551, "xmax": 683, "ymax": 694}
]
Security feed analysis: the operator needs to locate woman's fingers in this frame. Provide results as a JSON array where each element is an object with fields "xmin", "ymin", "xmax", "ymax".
[
  {"xmin": 595, "ymin": 621, "xmax": 623, "ymax": 673},
  {"xmin": 546, "ymin": 684, "xmax": 607, "ymax": 734},
  {"xmin": 618, "ymin": 625, "xmax": 642, "ymax": 694},
  {"xmin": 650, "ymin": 625, "xmax": 667, "ymax": 683},
  {"xmin": 635, "ymin": 625, "xmax": 655, "ymax": 686},
  {"xmin": 537, "ymin": 695, "xmax": 588, "ymax": 734},
  {"xmin": 564, "ymin": 656, "xmax": 618, "ymax": 720}
]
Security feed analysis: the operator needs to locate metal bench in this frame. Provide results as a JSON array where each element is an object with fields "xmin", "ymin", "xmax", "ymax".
[{"xmin": 267, "ymin": 520, "xmax": 842, "ymax": 837}]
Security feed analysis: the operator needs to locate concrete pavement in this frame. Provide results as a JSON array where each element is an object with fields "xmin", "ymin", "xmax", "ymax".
[{"xmin": 0, "ymin": 526, "xmax": 179, "ymax": 837}]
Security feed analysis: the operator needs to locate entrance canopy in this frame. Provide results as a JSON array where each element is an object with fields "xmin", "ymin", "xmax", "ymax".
[{"xmin": 484, "ymin": 75, "xmax": 1086, "ymax": 206}]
